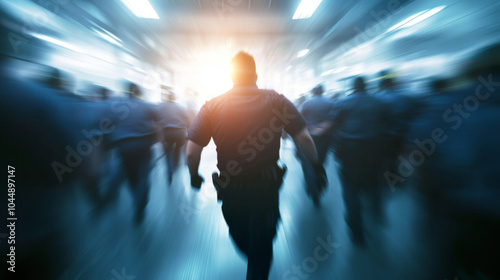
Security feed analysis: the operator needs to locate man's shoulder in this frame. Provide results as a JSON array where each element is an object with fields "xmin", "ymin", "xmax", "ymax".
[{"xmin": 208, "ymin": 88, "xmax": 284, "ymax": 104}]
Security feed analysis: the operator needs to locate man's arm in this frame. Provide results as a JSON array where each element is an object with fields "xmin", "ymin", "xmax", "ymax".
[
  {"xmin": 292, "ymin": 128, "xmax": 320, "ymax": 166},
  {"xmin": 186, "ymin": 140, "xmax": 202, "ymax": 175},
  {"xmin": 309, "ymin": 121, "xmax": 334, "ymax": 136},
  {"xmin": 292, "ymin": 128, "xmax": 327, "ymax": 190},
  {"xmin": 186, "ymin": 140, "xmax": 204, "ymax": 189}
]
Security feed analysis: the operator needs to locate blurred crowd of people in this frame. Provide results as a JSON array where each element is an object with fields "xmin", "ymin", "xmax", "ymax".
[
  {"xmin": 1, "ymin": 41, "xmax": 500, "ymax": 279},
  {"xmin": 1, "ymin": 60, "xmax": 194, "ymax": 227},
  {"xmin": 294, "ymin": 43, "xmax": 500, "ymax": 279}
]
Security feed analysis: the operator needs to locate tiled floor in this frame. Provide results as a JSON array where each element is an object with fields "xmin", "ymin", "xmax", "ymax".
[{"xmin": 27, "ymin": 141, "xmax": 445, "ymax": 280}]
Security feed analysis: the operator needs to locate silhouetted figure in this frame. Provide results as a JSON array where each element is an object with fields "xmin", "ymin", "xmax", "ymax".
[
  {"xmin": 186, "ymin": 52, "xmax": 324, "ymax": 280},
  {"xmin": 98, "ymin": 86, "xmax": 112, "ymax": 100},
  {"xmin": 331, "ymin": 76, "xmax": 389, "ymax": 246},
  {"xmin": 0, "ymin": 57, "xmax": 76, "ymax": 280},
  {"xmin": 103, "ymin": 82, "xmax": 160, "ymax": 225},
  {"xmin": 158, "ymin": 86, "xmax": 190, "ymax": 184},
  {"xmin": 377, "ymin": 70, "xmax": 416, "ymax": 183},
  {"xmin": 408, "ymin": 43, "xmax": 500, "ymax": 279},
  {"xmin": 43, "ymin": 68, "xmax": 111, "ymax": 205},
  {"xmin": 299, "ymin": 84, "xmax": 334, "ymax": 205},
  {"xmin": 45, "ymin": 67, "xmax": 76, "ymax": 93}
]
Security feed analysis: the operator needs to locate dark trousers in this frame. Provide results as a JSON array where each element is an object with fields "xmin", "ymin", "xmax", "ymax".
[
  {"xmin": 162, "ymin": 128, "xmax": 186, "ymax": 181},
  {"xmin": 105, "ymin": 137, "xmax": 154, "ymax": 223},
  {"xmin": 336, "ymin": 138, "xmax": 385, "ymax": 241},
  {"xmin": 218, "ymin": 169, "xmax": 283, "ymax": 280}
]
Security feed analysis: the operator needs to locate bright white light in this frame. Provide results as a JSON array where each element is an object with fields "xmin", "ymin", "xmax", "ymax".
[
  {"xmin": 321, "ymin": 66, "xmax": 347, "ymax": 76},
  {"xmin": 406, "ymin": 6, "xmax": 445, "ymax": 26},
  {"xmin": 185, "ymin": 52, "xmax": 233, "ymax": 101},
  {"xmin": 297, "ymin": 49, "xmax": 309, "ymax": 58},
  {"xmin": 388, "ymin": 6, "xmax": 446, "ymax": 32},
  {"xmin": 95, "ymin": 29, "xmax": 122, "ymax": 46},
  {"xmin": 32, "ymin": 34, "xmax": 82, "ymax": 53},
  {"xmin": 293, "ymin": 0, "xmax": 323, "ymax": 20},
  {"xmin": 387, "ymin": 11, "xmax": 427, "ymax": 32},
  {"xmin": 286, "ymin": 65, "xmax": 292, "ymax": 71},
  {"xmin": 121, "ymin": 0, "xmax": 159, "ymax": 19}
]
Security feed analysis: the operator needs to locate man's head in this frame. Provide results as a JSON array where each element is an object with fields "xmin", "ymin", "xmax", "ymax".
[
  {"xmin": 378, "ymin": 70, "xmax": 395, "ymax": 91},
  {"xmin": 46, "ymin": 67, "xmax": 75, "ymax": 93},
  {"xmin": 161, "ymin": 85, "xmax": 176, "ymax": 101},
  {"xmin": 127, "ymin": 82, "xmax": 141, "ymax": 98},
  {"xmin": 99, "ymin": 87, "xmax": 111, "ymax": 100},
  {"xmin": 230, "ymin": 51, "xmax": 257, "ymax": 86},
  {"xmin": 353, "ymin": 76, "xmax": 366, "ymax": 93},
  {"xmin": 430, "ymin": 78, "xmax": 450, "ymax": 94},
  {"xmin": 312, "ymin": 84, "xmax": 324, "ymax": 96}
]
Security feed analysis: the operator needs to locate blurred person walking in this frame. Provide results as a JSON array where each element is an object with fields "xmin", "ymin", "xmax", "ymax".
[
  {"xmin": 186, "ymin": 52, "xmax": 325, "ymax": 280},
  {"xmin": 102, "ymin": 82, "xmax": 160, "ymax": 225},
  {"xmin": 331, "ymin": 76, "xmax": 390, "ymax": 246},
  {"xmin": 408, "ymin": 44, "xmax": 500, "ymax": 279},
  {"xmin": 299, "ymin": 84, "xmax": 334, "ymax": 205},
  {"xmin": 157, "ymin": 86, "xmax": 190, "ymax": 184},
  {"xmin": 377, "ymin": 71, "xmax": 417, "ymax": 180}
]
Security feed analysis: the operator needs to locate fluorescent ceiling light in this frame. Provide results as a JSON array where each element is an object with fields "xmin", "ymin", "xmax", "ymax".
[
  {"xmin": 32, "ymin": 34, "xmax": 82, "ymax": 53},
  {"xmin": 388, "ymin": 6, "xmax": 445, "ymax": 32},
  {"xmin": 297, "ymin": 49, "xmax": 309, "ymax": 57},
  {"xmin": 321, "ymin": 67, "xmax": 347, "ymax": 76},
  {"xmin": 121, "ymin": 0, "xmax": 159, "ymax": 19},
  {"xmin": 293, "ymin": 0, "xmax": 323, "ymax": 20}
]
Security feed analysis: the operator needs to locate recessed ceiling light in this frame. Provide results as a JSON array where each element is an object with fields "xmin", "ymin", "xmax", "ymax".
[
  {"xmin": 121, "ymin": 0, "xmax": 159, "ymax": 19},
  {"xmin": 293, "ymin": 0, "xmax": 323, "ymax": 20}
]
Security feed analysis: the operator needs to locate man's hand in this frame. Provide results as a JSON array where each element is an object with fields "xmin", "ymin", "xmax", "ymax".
[
  {"xmin": 187, "ymin": 141, "xmax": 204, "ymax": 189},
  {"xmin": 312, "ymin": 163, "xmax": 327, "ymax": 190},
  {"xmin": 190, "ymin": 174, "xmax": 204, "ymax": 190}
]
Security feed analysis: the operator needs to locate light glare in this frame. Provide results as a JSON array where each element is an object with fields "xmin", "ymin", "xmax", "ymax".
[
  {"xmin": 388, "ymin": 6, "xmax": 446, "ymax": 32},
  {"xmin": 297, "ymin": 49, "xmax": 310, "ymax": 57},
  {"xmin": 121, "ymin": 0, "xmax": 159, "ymax": 19},
  {"xmin": 293, "ymin": 0, "xmax": 323, "ymax": 20},
  {"xmin": 33, "ymin": 34, "xmax": 82, "ymax": 53}
]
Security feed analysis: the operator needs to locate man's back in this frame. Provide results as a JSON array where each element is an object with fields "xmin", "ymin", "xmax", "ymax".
[
  {"xmin": 108, "ymin": 97, "xmax": 159, "ymax": 143},
  {"xmin": 158, "ymin": 101, "xmax": 190, "ymax": 130},
  {"xmin": 188, "ymin": 86, "xmax": 304, "ymax": 174},
  {"xmin": 333, "ymin": 92, "xmax": 388, "ymax": 140},
  {"xmin": 301, "ymin": 95, "xmax": 334, "ymax": 127}
]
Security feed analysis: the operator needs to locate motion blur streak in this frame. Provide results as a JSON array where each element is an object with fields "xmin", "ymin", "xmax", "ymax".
[{"xmin": 1, "ymin": 0, "xmax": 499, "ymax": 279}]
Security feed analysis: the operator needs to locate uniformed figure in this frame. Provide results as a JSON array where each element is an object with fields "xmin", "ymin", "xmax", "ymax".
[
  {"xmin": 45, "ymin": 68, "xmax": 105, "ymax": 204},
  {"xmin": 299, "ymin": 84, "xmax": 334, "ymax": 205},
  {"xmin": 377, "ymin": 71, "xmax": 417, "ymax": 180},
  {"xmin": 186, "ymin": 52, "xmax": 324, "ymax": 280},
  {"xmin": 331, "ymin": 76, "xmax": 389, "ymax": 246},
  {"xmin": 103, "ymin": 82, "xmax": 160, "ymax": 225},
  {"xmin": 158, "ymin": 86, "xmax": 190, "ymax": 184},
  {"xmin": 408, "ymin": 44, "xmax": 500, "ymax": 279}
]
